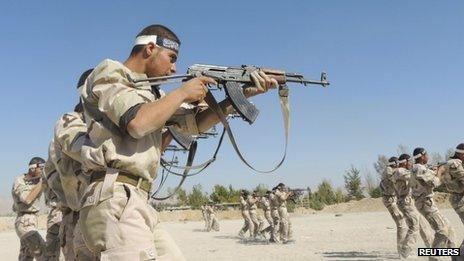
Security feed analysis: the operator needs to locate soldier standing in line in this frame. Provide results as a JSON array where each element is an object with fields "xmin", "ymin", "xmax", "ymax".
[
  {"xmin": 200, "ymin": 204, "xmax": 209, "ymax": 231},
  {"xmin": 393, "ymin": 153, "xmax": 434, "ymax": 258},
  {"xmin": 41, "ymin": 161, "xmax": 62, "ymax": 261},
  {"xmin": 47, "ymin": 69, "xmax": 96, "ymax": 260},
  {"xmin": 205, "ymin": 202, "xmax": 219, "ymax": 232},
  {"xmin": 441, "ymin": 143, "xmax": 464, "ymax": 260},
  {"xmin": 411, "ymin": 147, "xmax": 456, "ymax": 257},
  {"xmin": 247, "ymin": 190, "xmax": 261, "ymax": 238},
  {"xmin": 269, "ymin": 187, "xmax": 281, "ymax": 243},
  {"xmin": 379, "ymin": 156, "xmax": 407, "ymax": 254},
  {"xmin": 78, "ymin": 24, "xmax": 277, "ymax": 260},
  {"xmin": 12, "ymin": 157, "xmax": 46, "ymax": 261},
  {"xmin": 238, "ymin": 190, "xmax": 253, "ymax": 238},
  {"xmin": 260, "ymin": 191, "xmax": 277, "ymax": 242},
  {"xmin": 275, "ymin": 183, "xmax": 293, "ymax": 243}
]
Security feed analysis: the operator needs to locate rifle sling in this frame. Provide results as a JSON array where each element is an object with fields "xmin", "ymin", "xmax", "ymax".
[
  {"xmin": 152, "ymin": 140, "xmax": 197, "ymax": 200},
  {"xmin": 203, "ymin": 86, "xmax": 290, "ymax": 173},
  {"xmin": 159, "ymin": 127, "xmax": 226, "ymax": 176}
]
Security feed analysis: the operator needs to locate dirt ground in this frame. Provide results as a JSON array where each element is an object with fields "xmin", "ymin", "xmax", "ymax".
[{"xmin": 0, "ymin": 209, "xmax": 462, "ymax": 260}]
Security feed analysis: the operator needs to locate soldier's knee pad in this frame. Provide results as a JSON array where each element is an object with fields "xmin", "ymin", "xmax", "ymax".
[{"xmin": 21, "ymin": 230, "xmax": 45, "ymax": 254}]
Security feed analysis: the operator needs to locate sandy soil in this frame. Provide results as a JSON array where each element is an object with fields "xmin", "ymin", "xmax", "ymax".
[{"xmin": 1, "ymin": 209, "xmax": 462, "ymax": 260}]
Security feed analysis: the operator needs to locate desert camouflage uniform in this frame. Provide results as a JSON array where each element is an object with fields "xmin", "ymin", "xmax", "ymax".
[
  {"xmin": 200, "ymin": 205, "xmax": 209, "ymax": 230},
  {"xmin": 260, "ymin": 196, "xmax": 276, "ymax": 241},
  {"xmin": 205, "ymin": 205, "xmax": 219, "ymax": 231},
  {"xmin": 442, "ymin": 159, "xmax": 464, "ymax": 260},
  {"xmin": 49, "ymin": 111, "xmax": 96, "ymax": 261},
  {"xmin": 379, "ymin": 166, "xmax": 407, "ymax": 254},
  {"xmin": 41, "ymin": 165, "xmax": 63, "ymax": 261},
  {"xmin": 411, "ymin": 163, "xmax": 455, "ymax": 259},
  {"xmin": 393, "ymin": 167, "xmax": 434, "ymax": 258},
  {"xmin": 79, "ymin": 59, "xmax": 187, "ymax": 260},
  {"xmin": 269, "ymin": 192, "xmax": 281, "ymax": 242},
  {"xmin": 238, "ymin": 195, "xmax": 252, "ymax": 237},
  {"xmin": 275, "ymin": 188, "xmax": 292, "ymax": 243},
  {"xmin": 247, "ymin": 195, "xmax": 261, "ymax": 237},
  {"xmin": 12, "ymin": 174, "xmax": 45, "ymax": 261}
]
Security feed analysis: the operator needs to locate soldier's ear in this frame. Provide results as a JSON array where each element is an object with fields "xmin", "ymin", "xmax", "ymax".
[{"xmin": 144, "ymin": 42, "xmax": 157, "ymax": 58}]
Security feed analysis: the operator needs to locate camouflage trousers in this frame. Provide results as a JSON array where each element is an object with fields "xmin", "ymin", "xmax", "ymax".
[
  {"xmin": 278, "ymin": 206, "xmax": 291, "ymax": 242},
  {"xmin": 450, "ymin": 193, "xmax": 464, "ymax": 261},
  {"xmin": 397, "ymin": 196, "xmax": 434, "ymax": 258},
  {"xmin": 60, "ymin": 209, "xmax": 96, "ymax": 261},
  {"xmin": 45, "ymin": 206, "xmax": 62, "ymax": 261},
  {"xmin": 207, "ymin": 213, "xmax": 219, "ymax": 232},
  {"xmin": 202, "ymin": 211, "xmax": 209, "ymax": 230},
  {"xmin": 239, "ymin": 210, "xmax": 253, "ymax": 237},
  {"xmin": 248, "ymin": 209, "xmax": 261, "ymax": 237},
  {"xmin": 271, "ymin": 208, "xmax": 280, "ymax": 242},
  {"xmin": 382, "ymin": 195, "xmax": 407, "ymax": 254},
  {"xmin": 415, "ymin": 197, "xmax": 456, "ymax": 247},
  {"xmin": 79, "ymin": 181, "xmax": 185, "ymax": 261},
  {"xmin": 262, "ymin": 210, "xmax": 277, "ymax": 241},
  {"xmin": 257, "ymin": 214, "xmax": 265, "ymax": 234},
  {"xmin": 15, "ymin": 212, "xmax": 46, "ymax": 261}
]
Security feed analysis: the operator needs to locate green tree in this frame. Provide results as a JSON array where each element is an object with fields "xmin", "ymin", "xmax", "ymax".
[
  {"xmin": 176, "ymin": 187, "xmax": 188, "ymax": 206},
  {"xmin": 254, "ymin": 183, "xmax": 268, "ymax": 196},
  {"xmin": 368, "ymin": 187, "xmax": 382, "ymax": 198},
  {"xmin": 334, "ymin": 188, "xmax": 346, "ymax": 203},
  {"xmin": 344, "ymin": 166, "xmax": 365, "ymax": 200},
  {"xmin": 209, "ymin": 185, "xmax": 229, "ymax": 203},
  {"xmin": 188, "ymin": 184, "xmax": 208, "ymax": 209},
  {"xmin": 317, "ymin": 180, "xmax": 337, "ymax": 205},
  {"xmin": 228, "ymin": 185, "xmax": 241, "ymax": 202}
]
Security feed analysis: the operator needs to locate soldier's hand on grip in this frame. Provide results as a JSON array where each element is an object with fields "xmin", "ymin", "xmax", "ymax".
[{"xmin": 179, "ymin": 76, "xmax": 217, "ymax": 103}]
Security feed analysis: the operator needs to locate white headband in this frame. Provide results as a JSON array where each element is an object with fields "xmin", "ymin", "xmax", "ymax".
[
  {"xmin": 398, "ymin": 159, "xmax": 409, "ymax": 164},
  {"xmin": 134, "ymin": 35, "xmax": 179, "ymax": 52},
  {"xmin": 456, "ymin": 148, "xmax": 464, "ymax": 154},
  {"xmin": 387, "ymin": 162, "xmax": 397, "ymax": 166},
  {"xmin": 29, "ymin": 163, "xmax": 44, "ymax": 169},
  {"xmin": 413, "ymin": 153, "xmax": 423, "ymax": 160}
]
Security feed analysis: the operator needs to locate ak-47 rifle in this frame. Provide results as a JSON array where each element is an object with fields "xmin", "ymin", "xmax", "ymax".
[
  {"xmin": 427, "ymin": 162, "xmax": 448, "ymax": 176},
  {"xmin": 288, "ymin": 188, "xmax": 310, "ymax": 204},
  {"xmin": 135, "ymin": 64, "xmax": 328, "ymax": 124},
  {"xmin": 135, "ymin": 64, "xmax": 330, "ymax": 174}
]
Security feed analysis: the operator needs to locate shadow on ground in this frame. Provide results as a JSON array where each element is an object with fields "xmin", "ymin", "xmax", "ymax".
[{"xmin": 322, "ymin": 251, "xmax": 399, "ymax": 260}]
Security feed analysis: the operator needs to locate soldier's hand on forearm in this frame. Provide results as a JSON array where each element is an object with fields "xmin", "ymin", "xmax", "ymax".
[
  {"xmin": 178, "ymin": 76, "xmax": 217, "ymax": 103},
  {"xmin": 244, "ymin": 70, "xmax": 279, "ymax": 97}
]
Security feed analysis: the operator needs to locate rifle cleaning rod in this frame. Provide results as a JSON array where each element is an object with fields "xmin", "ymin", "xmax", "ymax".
[{"xmin": 135, "ymin": 74, "xmax": 192, "ymax": 83}]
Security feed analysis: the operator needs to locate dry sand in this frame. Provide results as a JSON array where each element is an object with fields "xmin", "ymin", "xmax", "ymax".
[{"xmin": 1, "ymin": 208, "xmax": 463, "ymax": 260}]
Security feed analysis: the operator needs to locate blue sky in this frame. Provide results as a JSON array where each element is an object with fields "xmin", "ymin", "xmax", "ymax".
[{"xmin": 1, "ymin": 1, "xmax": 463, "ymax": 197}]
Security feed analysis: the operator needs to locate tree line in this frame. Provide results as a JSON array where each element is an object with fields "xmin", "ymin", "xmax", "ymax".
[{"xmin": 158, "ymin": 145, "xmax": 454, "ymax": 211}]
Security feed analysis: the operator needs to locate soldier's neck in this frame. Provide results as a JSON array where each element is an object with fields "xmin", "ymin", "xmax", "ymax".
[{"xmin": 124, "ymin": 56, "xmax": 145, "ymax": 75}]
